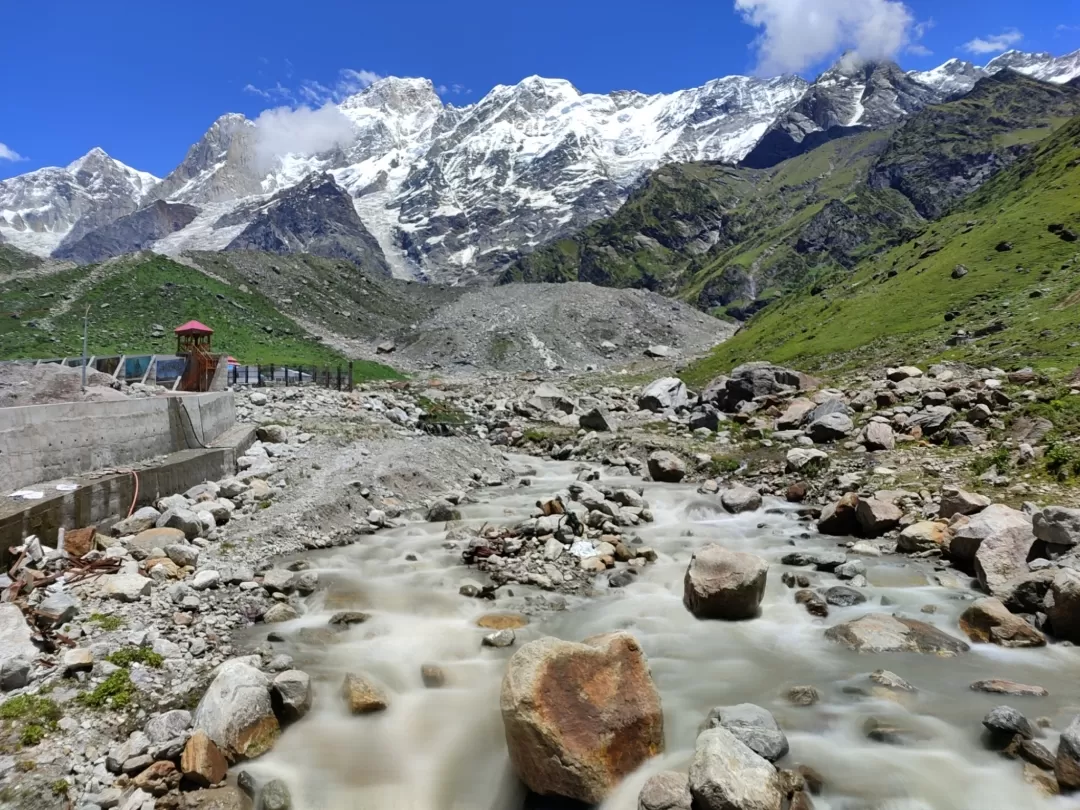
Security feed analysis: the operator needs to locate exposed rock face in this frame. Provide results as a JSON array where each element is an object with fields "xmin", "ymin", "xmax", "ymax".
[
  {"xmin": 53, "ymin": 200, "xmax": 199, "ymax": 264},
  {"xmin": 689, "ymin": 726, "xmax": 783, "ymax": 810},
  {"xmin": 192, "ymin": 660, "xmax": 279, "ymax": 761},
  {"xmin": 684, "ymin": 545, "xmax": 769, "ymax": 620},
  {"xmin": 721, "ymin": 363, "xmax": 807, "ymax": 407},
  {"xmin": 938, "ymin": 487, "xmax": 991, "ymax": 519},
  {"xmin": 500, "ymin": 632, "xmax": 664, "ymax": 804},
  {"xmin": 825, "ymin": 614, "xmax": 970, "ymax": 655},
  {"xmin": 959, "ymin": 597, "xmax": 1046, "ymax": 647},
  {"xmin": 743, "ymin": 58, "xmax": 941, "ymax": 169},
  {"xmin": 225, "ymin": 173, "xmax": 391, "ymax": 277}
]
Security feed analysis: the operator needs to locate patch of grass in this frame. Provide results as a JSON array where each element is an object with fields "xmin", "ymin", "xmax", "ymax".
[
  {"xmin": 105, "ymin": 646, "xmax": 163, "ymax": 669},
  {"xmin": 1045, "ymin": 441, "xmax": 1080, "ymax": 481},
  {"xmin": 88, "ymin": 612, "xmax": 125, "ymax": 632},
  {"xmin": 0, "ymin": 254, "xmax": 401, "ymax": 381},
  {"xmin": 15, "ymin": 760, "xmax": 36, "ymax": 772},
  {"xmin": 970, "ymin": 446, "xmax": 1012, "ymax": 476},
  {"xmin": 416, "ymin": 395, "xmax": 469, "ymax": 426},
  {"xmin": 50, "ymin": 780, "xmax": 70, "ymax": 797},
  {"xmin": 709, "ymin": 454, "xmax": 741, "ymax": 476},
  {"xmin": 683, "ymin": 114, "xmax": 1080, "ymax": 386},
  {"xmin": 77, "ymin": 669, "xmax": 137, "ymax": 710},
  {"xmin": 0, "ymin": 695, "xmax": 62, "ymax": 747}
]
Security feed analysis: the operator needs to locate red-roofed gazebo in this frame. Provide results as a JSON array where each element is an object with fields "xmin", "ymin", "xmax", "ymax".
[
  {"xmin": 174, "ymin": 320, "xmax": 217, "ymax": 392},
  {"xmin": 174, "ymin": 320, "xmax": 213, "ymax": 336}
]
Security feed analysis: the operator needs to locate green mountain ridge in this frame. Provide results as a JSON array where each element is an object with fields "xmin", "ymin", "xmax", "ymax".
[
  {"xmin": 683, "ymin": 114, "xmax": 1080, "ymax": 386},
  {"xmin": 501, "ymin": 72, "xmax": 1080, "ymax": 319}
]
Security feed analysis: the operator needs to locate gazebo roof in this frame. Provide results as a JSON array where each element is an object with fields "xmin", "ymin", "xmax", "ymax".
[{"xmin": 174, "ymin": 320, "xmax": 213, "ymax": 335}]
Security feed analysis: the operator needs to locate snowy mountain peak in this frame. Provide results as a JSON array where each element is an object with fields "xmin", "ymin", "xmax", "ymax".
[{"xmin": 340, "ymin": 77, "xmax": 443, "ymax": 115}]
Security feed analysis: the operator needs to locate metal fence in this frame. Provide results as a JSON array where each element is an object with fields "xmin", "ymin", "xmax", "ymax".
[{"xmin": 229, "ymin": 362, "xmax": 356, "ymax": 392}]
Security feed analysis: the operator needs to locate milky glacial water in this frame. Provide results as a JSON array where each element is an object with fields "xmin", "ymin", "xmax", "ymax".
[{"xmin": 241, "ymin": 457, "xmax": 1080, "ymax": 810}]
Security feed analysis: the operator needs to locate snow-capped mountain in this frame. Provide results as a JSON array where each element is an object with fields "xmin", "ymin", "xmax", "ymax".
[
  {"xmin": 0, "ymin": 148, "xmax": 158, "ymax": 256},
  {"xmin": 2, "ymin": 47, "xmax": 1077, "ymax": 282},
  {"xmin": 909, "ymin": 49, "xmax": 1080, "ymax": 97}
]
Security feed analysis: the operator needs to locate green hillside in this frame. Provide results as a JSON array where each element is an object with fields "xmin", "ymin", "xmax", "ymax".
[
  {"xmin": 683, "ymin": 114, "xmax": 1080, "ymax": 387},
  {"xmin": 0, "ymin": 253, "xmax": 401, "ymax": 379},
  {"xmin": 503, "ymin": 72, "xmax": 1080, "ymax": 319}
]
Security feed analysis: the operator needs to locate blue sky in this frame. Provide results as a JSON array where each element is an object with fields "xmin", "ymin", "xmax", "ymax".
[{"xmin": 1, "ymin": 0, "xmax": 1078, "ymax": 180}]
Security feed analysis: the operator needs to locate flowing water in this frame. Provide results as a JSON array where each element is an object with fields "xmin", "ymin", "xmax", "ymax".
[{"xmin": 242, "ymin": 457, "xmax": 1080, "ymax": 810}]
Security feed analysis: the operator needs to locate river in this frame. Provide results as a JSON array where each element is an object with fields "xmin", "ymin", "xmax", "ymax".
[{"xmin": 239, "ymin": 456, "xmax": 1080, "ymax": 810}]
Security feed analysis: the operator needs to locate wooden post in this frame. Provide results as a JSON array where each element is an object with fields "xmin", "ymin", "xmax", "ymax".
[
  {"xmin": 336, "ymin": 366, "xmax": 341, "ymax": 391},
  {"xmin": 348, "ymin": 361, "xmax": 354, "ymax": 392},
  {"xmin": 257, "ymin": 362, "xmax": 262, "ymax": 387}
]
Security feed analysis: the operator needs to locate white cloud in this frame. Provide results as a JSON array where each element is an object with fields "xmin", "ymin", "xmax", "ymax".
[
  {"xmin": 244, "ymin": 82, "xmax": 295, "ymax": 102},
  {"xmin": 963, "ymin": 29, "xmax": 1023, "ymax": 54},
  {"xmin": 251, "ymin": 104, "xmax": 356, "ymax": 173},
  {"xmin": 734, "ymin": 0, "xmax": 915, "ymax": 75},
  {"xmin": 1057, "ymin": 24, "xmax": 1080, "ymax": 34},
  {"xmin": 436, "ymin": 84, "xmax": 449, "ymax": 94},
  {"xmin": 907, "ymin": 43, "xmax": 932, "ymax": 56},
  {"xmin": 337, "ymin": 69, "xmax": 384, "ymax": 96},
  {"xmin": 0, "ymin": 142, "xmax": 24, "ymax": 162}
]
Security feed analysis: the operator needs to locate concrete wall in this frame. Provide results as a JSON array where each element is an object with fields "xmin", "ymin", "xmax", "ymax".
[{"xmin": 0, "ymin": 392, "xmax": 235, "ymax": 491}]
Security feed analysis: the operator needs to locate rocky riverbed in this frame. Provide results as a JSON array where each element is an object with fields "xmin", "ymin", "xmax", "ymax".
[{"xmin": 3, "ymin": 358, "xmax": 1080, "ymax": 810}]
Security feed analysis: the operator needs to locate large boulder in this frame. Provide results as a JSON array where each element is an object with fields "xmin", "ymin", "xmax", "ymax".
[
  {"xmin": 724, "ymin": 362, "xmax": 808, "ymax": 408},
  {"xmin": 192, "ymin": 660, "xmax": 279, "ymax": 761},
  {"xmin": 807, "ymin": 412, "xmax": 854, "ymax": 443},
  {"xmin": 648, "ymin": 451, "xmax": 686, "ymax": 483},
  {"xmin": 1048, "ymin": 569, "xmax": 1080, "ymax": 643},
  {"xmin": 776, "ymin": 399, "xmax": 815, "ymax": 430},
  {"xmin": 785, "ymin": 448, "xmax": 829, "ymax": 475},
  {"xmin": 156, "ymin": 508, "xmax": 203, "ymax": 540},
  {"xmin": 863, "ymin": 421, "xmax": 896, "ymax": 451},
  {"xmin": 974, "ymin": 520, "xmax": 1037, "ymax": 599},
  {"xmin": 959, "ymin": 598, "xmax": 1045, "ymax": 648},
  {"xmin": 638, "ymin": 771, "xmax": 692, "ymax": 810},
  {"xmin": 689, "ymin": 727, "xmax": 783, "ymax": 810},
  {"xmin": 704, "ymin": 704, "xmax": 789, "ymax": 762},
  {"xmin": 638, "ymin": 378, "xmax": 689, "ymax": 413},
  {"xmin": 1057, "ymin": 715, "xmax": 1080, "ymax": 791},
  {"xmin": 579, "ymin": 407, "xmax": 615, "ymax": 432},
  {"xmin": 949, "ymin": 504, "xmax": 1032, "ymax": 566},
  {"xmin": 907, "ymin": 405, "xmax": 955, "ymax": 436},
  {"xmin": 855, "ymin": 498, "xmax": 902, "ymax": 538},
  {"xmin": 818, "ymin": 493, "xmax": 860, "ymax": 536},
  {"xmin": 527, "ymin": 384, "xmax": 575, "ymax": 415},
  {"xmin": 684, "ymin": 545, "xmax": 768, "ymax": 620},
  {"xmin": 897, "ymin": 521, "xmax": 949, "ymax": 553},
  {"xmin": 1033, "ymin": 506, "xmax": 1080, "ymax": 549},
  {"xmin": 0, "ymin": 604, "xmax": 38, "ymax": 691},
  {"xmin": 721, "ymin": 487, "xmax": 762, "ymax": 514},
  {"xmin": 500, "ymin": 632, "xmax": 664, "ymax": 804},
  {"xmin": 824, "ymin": 614, "xmax": 970, "ymax": 655},
  {"xmin": 938, "ymin": 487, "xmax": 991, "ymax": 520}
]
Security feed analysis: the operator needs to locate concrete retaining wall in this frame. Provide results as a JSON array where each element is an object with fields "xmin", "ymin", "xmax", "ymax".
[{"xmin": 0, "ymin": 392, "xmax": 236, "ymax": 491}]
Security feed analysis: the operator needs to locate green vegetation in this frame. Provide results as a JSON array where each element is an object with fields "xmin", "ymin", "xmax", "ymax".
[
  {"xmin": 0, "ymin": 254, "xmax": 402, "ymax": 380},
  {"xmin": 709, "ymin": 454, "xmax": 742, "ymax": 476},
  {"xmin": 503, "ymin": 73, "xmax": 1080, "ymax": 326},
  {"xmin": 0, "ymin": 694, "xmax": 62, "ymax": 748},
  {"xmin": 0, "ymin": 244, "xmax": 44, "ymax": 276},
  {"xmin": 88, "ymin": 612, "xmax": 125, "ymax": 631},
  {"xmin": 78, "ymin": 669, "xmax": 137, "ymax": 710},
  {"xmin": 50, "ymin": 780, "xmax": 70, "ymax": 797},
  {"xmin": 684, "ymin": 114, "xmax": 1080, "ymax": 386},
  {"xmin": 105, "ymin": 646, "xmax": 163, "ymax": 669},
  {"xmin": 416, "ymin": 395, "xmax": 469, "ymax": 426},
  {"xmin": 970, "ymin": 447, "xmax": 1012, "ymax": 476},
  {"xmin": 1045, "ymin": 441, "xmax": 1080, "ymax": 481}
]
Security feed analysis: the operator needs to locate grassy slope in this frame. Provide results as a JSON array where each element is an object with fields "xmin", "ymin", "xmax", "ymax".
[
  {"xmin": 0, "ymin": 253, "xmax": 401, "ymax": 378},
  {"xmin": 683, "ymin": 115, "xmax": 1080, "ymax": 387},
  {"xmin": 0, "ymin": 244, "xmax": 44, "ymax": 276},
  {"xmin": 503, "ymin": 73, "xmax": 1080, "ymax": 317}
]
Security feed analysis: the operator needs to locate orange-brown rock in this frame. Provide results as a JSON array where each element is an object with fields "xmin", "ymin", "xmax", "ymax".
[
  {"xmin": 959, "ymin": 597, "xmax": 1046, "ymax": 648},
  {"xmin": 341, "ymin": 673, "xmax": 389, "ymax": 714},
  {"xmin": 476, "ymin": 613, "xmax": 528, "ymax": 630},
  {"xmin": 181, "ymin": 730, "xmax": 229, "ymax": 787},
  {"xmin": 133, "ymin": 760, "xmax": 179, "ymax": 795},
  {"xmin": 64, "ymin": 527, "xmax": 97, "ymax": 558},
  {"xmin": 499, "ymin": 632, "xmax": 663, "ymax": 804}
]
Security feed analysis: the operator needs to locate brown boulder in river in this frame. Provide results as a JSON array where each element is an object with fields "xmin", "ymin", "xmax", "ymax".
[
  {"xmin": 500, "ymin": 632, "xmax": 663, "ymax": 804},
  {"xmin": 959, "ymin": 597, "xmax": 1046, "ymax": 648},
  {"xmin": 825, "ymin": 614, "xmax": 970, "ymax": 655},
  {"xmin": 684, "ymin": 545, "xmax": 769, "ymax": 620}
]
